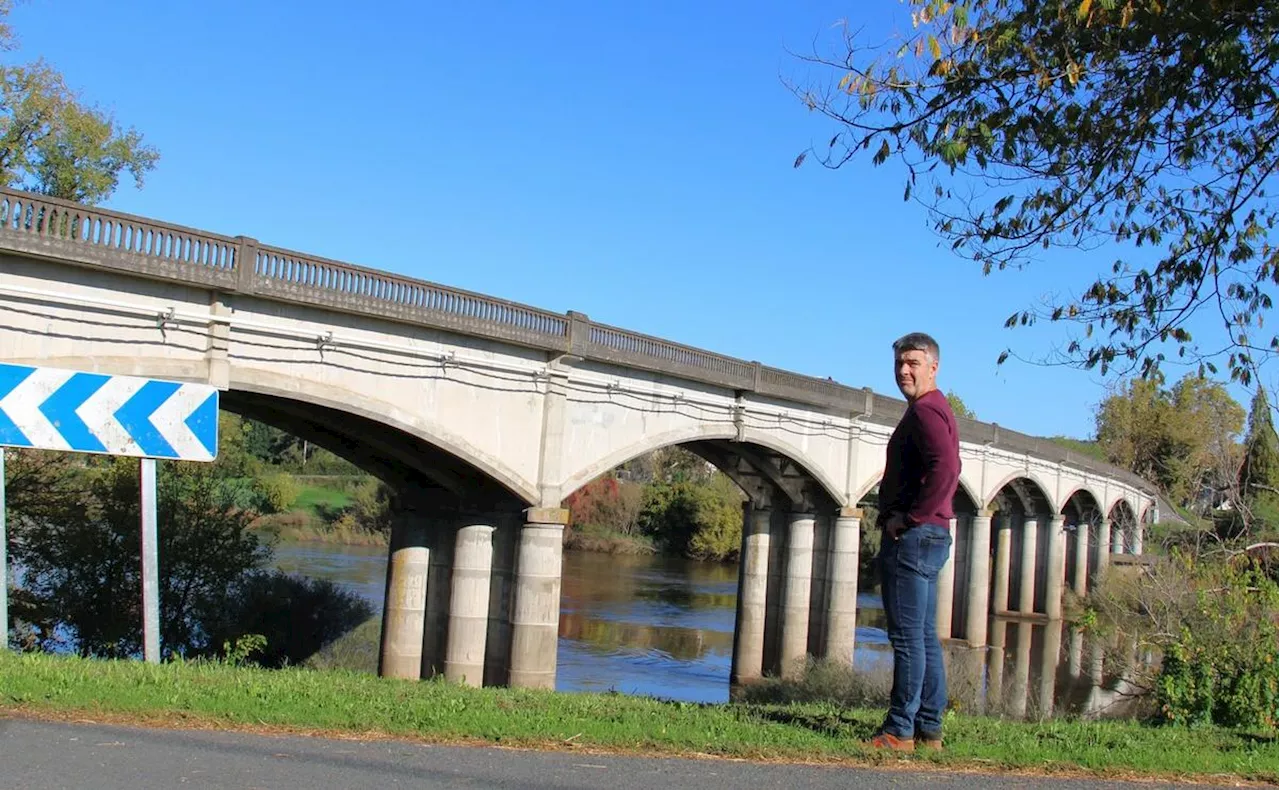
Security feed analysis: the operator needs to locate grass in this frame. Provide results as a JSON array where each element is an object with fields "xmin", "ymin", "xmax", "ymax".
[
  {"xmin": 0, "ymin": 651, "xmax": 1274, "ymax": 783},
  {"xmin": 293, "ymin": 485, "xmax": 353, "ymax": 516}
]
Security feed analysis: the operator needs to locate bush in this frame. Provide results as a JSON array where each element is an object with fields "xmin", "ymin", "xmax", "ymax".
[
  {"xmin": 1088, "ymin": 547, "xmax": 1279, "ymax": 733},
  {"xmin": 255, "ymin": 472, "xmax": 300, "ymax": 514},
  {"xmin": 639, "ymin": 475, "xmax": 744, "ymax": 561},
  {"xmin": 344, "ymin": 478, "xmax": 391, "ymax": 535},
  {"xmin": 1151, "ymin": 558, "xmax": 1278, "ymax": 731},
  {"xmin": 565, "ymin": 476, "xmax": 645, "ymax": 538}
]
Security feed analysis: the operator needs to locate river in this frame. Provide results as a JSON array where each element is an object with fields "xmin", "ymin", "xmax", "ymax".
[{"xmin": 275, "ymin": 542, "xmax": 1145, "ymax": 716}]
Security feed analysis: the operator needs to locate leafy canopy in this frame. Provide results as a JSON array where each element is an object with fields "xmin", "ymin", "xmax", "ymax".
[
  {"xmin": 1094, "ymin": 373, "xmax": 1244, "ymax": 508},
  {"xmin": 794, "ymin": 0, "xmax": 1278, "ymax": 386},
  {"xmin": 0, "ymin": 1, "xmax": 157, "ymax": 203}
]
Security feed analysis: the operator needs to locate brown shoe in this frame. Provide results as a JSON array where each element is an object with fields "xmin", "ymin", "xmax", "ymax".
[
  {"xmin": 864, "ymin": 732, "xmax": 915, "ymax": 752},
  {"xmin": 917, "ymin": 736, "xmax": 943, "ymax": 752}
]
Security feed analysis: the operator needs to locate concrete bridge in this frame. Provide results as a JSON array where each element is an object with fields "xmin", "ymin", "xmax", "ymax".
[{"xmin": 0, "ymin": 189, "xmax": 1157, "ymax": 690}]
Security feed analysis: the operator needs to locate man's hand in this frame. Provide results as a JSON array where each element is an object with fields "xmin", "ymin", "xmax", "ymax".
[{"xmin": 885, "ymin": 513, "xmax": 908, "ymax": 541}]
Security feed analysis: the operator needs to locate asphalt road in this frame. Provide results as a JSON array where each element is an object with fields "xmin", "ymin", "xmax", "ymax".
[{"xmin": 0, "ymin": 717, "xmax": 1248, "ymax": 789}]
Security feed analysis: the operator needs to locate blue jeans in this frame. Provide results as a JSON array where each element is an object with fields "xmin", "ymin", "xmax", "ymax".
[{"xmin": 879, "ymin": 523, "xmax": 952, "ymax": 739}]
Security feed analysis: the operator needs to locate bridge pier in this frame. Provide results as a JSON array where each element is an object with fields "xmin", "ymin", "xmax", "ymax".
[
  {"xmin": 821, "ymin": 508, "xmax": 860, "ymax": 666},
  {"xmin": 378, "ymin": 508, "xmax": 430, "ymax": 680},
  {"xmin": 991, "ymin": 515, "xmax": 1012, "ymax": 613},
  {"xmin": 1093, "ymin": 518, "xmax": 1111, "ymax": 587},
  {"xmin": 935, "ymin": 517, "xmax": 958, "ymax": 639},
  {"xmin": 731, "ymin": 505, "xmax": 771, "ymax": 686},
  {"xmin": 421, "ymin": 523, "xmax": 456, "ymax": 678},
  {"xmin": 1044, "ymin": 515, "xmax": 1068, "ymax": 620},
  {"xmin": 780, "ymin": 512, "xmax": 815, "ymax": 678},
  {"xmin": 444, "ymin": 524, "xmax": 495, "ymax": 686},
  {"xmin": 1018, "ymin": 518, "xmax": 1038, "ymax": 614},
  {"xmin": 508, "ymin": 508, "xmax": 567, "ymax": 689},
  {"xmin": 964, "ymin": 511, "xmax": 992, "ymax": 647},
  {"xmin": 806, "ymin": 513, "xmax": 831, "ymax": 658},
  {"xmin": 1072, "ymin": 520, "xmax": 1090, "ymax": 598}
]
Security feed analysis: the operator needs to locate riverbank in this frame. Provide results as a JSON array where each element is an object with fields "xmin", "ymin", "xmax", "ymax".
[{"xmin": 0, "ymin": 652, "xmax": 1273, "ymax": 784}]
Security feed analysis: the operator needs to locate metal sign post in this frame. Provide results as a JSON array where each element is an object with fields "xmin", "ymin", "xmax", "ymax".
[{"xmin": 0, "ymin": 363, "xmax": 218, "ymax": 661}]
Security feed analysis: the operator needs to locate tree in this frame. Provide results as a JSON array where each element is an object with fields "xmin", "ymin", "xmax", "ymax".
[
  {"xmin": 945, "ymin": 390, "xmax": 975, "ymax": 420},
  {"xmin": 0, "ymin": 3, "xmax": 157, "ymax": 203},
  {"xmin": 1239, "ymin": 388, "xmax": 1278, "ymax": 501},
  {"xmin": 793, "ymin": 0, "xmax": 1278, "ymax": 386},
  {"xmin": 1094, "ymin": 373, "xmax": 1244, "ymax": 508}
]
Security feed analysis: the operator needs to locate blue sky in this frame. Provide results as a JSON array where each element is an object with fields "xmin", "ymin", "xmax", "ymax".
[{"xmin": 9, "ymin": 0, "xmax": 1275, "ymax": 438}]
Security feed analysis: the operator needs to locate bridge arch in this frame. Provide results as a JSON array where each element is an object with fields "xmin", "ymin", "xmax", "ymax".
[
  {"xmin": 557, "ymin": 423, "xmax": 846, "ymax": 509},
  {"xmin": 1059, "ymin": 485, "xmax": 1105, "ymax": 521},
  {"xmin": 983, "ymin": 470, "xmax": 1055, "ymax": 514}
]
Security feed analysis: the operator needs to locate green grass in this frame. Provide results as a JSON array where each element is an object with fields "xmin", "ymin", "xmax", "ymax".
[
  {"xmin": 0, "ymin": 651, "xmax": 1274, "ymax": 783},
  {"xmin": 293, "ymin": 485, "xmax": 352, "ymax": 516}
]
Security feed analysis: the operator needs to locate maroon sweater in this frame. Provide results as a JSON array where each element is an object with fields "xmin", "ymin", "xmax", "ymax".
[{"xmin": 877, "ymin": 389, "xmax": 961, "ymax": 529}]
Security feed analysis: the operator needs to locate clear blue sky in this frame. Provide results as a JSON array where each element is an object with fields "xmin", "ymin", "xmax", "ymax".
[{"xmin": 9, "ymin": 0, "xmax": 1274, "ymax": 438}]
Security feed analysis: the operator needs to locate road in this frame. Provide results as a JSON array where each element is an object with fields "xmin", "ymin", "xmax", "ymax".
[{"xmin": 0, "ymin": 717, "xmax": 1248, "ymax": 789}]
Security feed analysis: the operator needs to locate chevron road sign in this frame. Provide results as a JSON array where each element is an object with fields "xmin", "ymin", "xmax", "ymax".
[
  {"xmin": 0, "ymin": 363, "xmax": 218, "ymax": 461},
  {"xmin": 0, "ymin": 363, "xmax": 219, "ymax": 663}
]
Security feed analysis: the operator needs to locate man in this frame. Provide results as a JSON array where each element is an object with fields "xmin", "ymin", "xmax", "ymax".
[{"xmin": 867, "ymin": 332, "xmax": 961, "ymax": 752}]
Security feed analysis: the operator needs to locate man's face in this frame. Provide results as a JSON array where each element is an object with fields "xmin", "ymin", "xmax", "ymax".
[{"xmin": 895, "ymin": 348, "xmax": 937, "ymax": 400}]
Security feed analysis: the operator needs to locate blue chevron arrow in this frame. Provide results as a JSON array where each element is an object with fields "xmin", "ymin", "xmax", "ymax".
[
  {"xmin": 39, "ymin": 371, "xmax": 110, "ymax": 453},
  {"xmin": 0, "ymin": 363, "xmax": 34, "ymax": 447},
  {"xmin": 114, "ymin": 379, "xmax": 182, "ymax": 458},
  {"xmin": 185, "ymin": 390, "xmax": 219, "ymax": 458}
]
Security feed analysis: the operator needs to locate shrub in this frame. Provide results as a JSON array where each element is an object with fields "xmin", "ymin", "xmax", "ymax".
[
  {"xmin": 1151, "ymin": 558, "xmax": 1278, "ymax": 731},
  {"xmin": 255, "ymin": 472, "xmax": 300, "ymax": 514},
  {"xmin": 565, "ymin": 476, "xmax": 645, "ymax": 537},
  {"xmin": 639, "ymin": 475, "xmax": 744, "ymax": 560},
  {"xmin": 1089, "ymin": 547, "xmax": 1279, "ymax": 732}
]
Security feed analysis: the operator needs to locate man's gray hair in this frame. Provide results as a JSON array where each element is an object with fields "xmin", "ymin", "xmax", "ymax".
[{"xmin": 893, "ymin": 332, "xmax": 940, "ymax": 362}]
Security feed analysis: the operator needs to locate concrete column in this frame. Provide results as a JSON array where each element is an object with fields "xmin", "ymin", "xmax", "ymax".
[
  {"xmin": 1132, "ymin": 522, "xmax": 1144, "ymax": 556},
  {"xmin": 378, "ymin": 515, "xmax": 430, "ymax": 680},
  {"xmin": 1044, "ymin": 515, "xmax": 1068, "ymax": 620},
  {"xmin": 1072, "ymin": 521, "xmax": 1090, "ymax": 598},
  {"xmin": 780, "ymin": 512, "xmax": 815, "ymax": 678},
  {"xmin": 444, "ymin": 524, "xmax": 495, "ymax": 687},
  {"xmin": 1111, "ymin": 522, "xmax": 1124, "ymax": 554},
  {"xmin": 484, "ymin": 517, "xmax": 518, "ymax": 687},
  {"xmin": 731, "ymin": 506, "xmax": 771, "ymax": 686},
  {"xmin": 992, "ymin": 515, "xmax": 1012, "ymax": 614},
  {"xmin": 421, "ymin": 525, "xmax": 456, "ymax": 678},
  {"xmin": 935, "ymin": 517, "xmax": 958, "ymax": 639},
  {"xmin": 1018, "ymin": 518, "xmax": 1039, "ymax": 614},
  {"xmin": 1093, "ymin": 519, "xmax": 1111, "ymax": 588},
  {"xmin": 806, "ymin": 514, "xmax": 831, "ymax": 657},
  {"xmin": 822, "ymin": 509, "xmax": 860, "ymax": 666},
  {"xmin": 508, "ymin": 507, "xmax": 567, "ymax": 689},
  {"xmin": 964, "ymin": 512, "xmax": 992, "ymax": 647},
  {"xmin": 763, "ymin": 509, "xmax": 787, "ymax": 676}
]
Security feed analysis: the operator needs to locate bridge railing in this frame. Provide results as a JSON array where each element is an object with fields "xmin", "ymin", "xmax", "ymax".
[
  {"xmin": 251, "ymin": 242, "xmax": 569, "ymax": 348},
  {"xmin": 0, "ymin": 186, "xmax": 1157, "ymax": 500},
  {"xmin": 0, "ymin": 191, "xmax": 239, "ymax": 290}
]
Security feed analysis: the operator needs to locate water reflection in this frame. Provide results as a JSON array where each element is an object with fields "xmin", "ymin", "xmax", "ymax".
[
  {"xmin": 954, "ymin": 618, "xmax": 1152, "ymax": 721},
  {"xmin": 276, "ymin": 544, "xmax": 1151, "ymax": 714}
]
